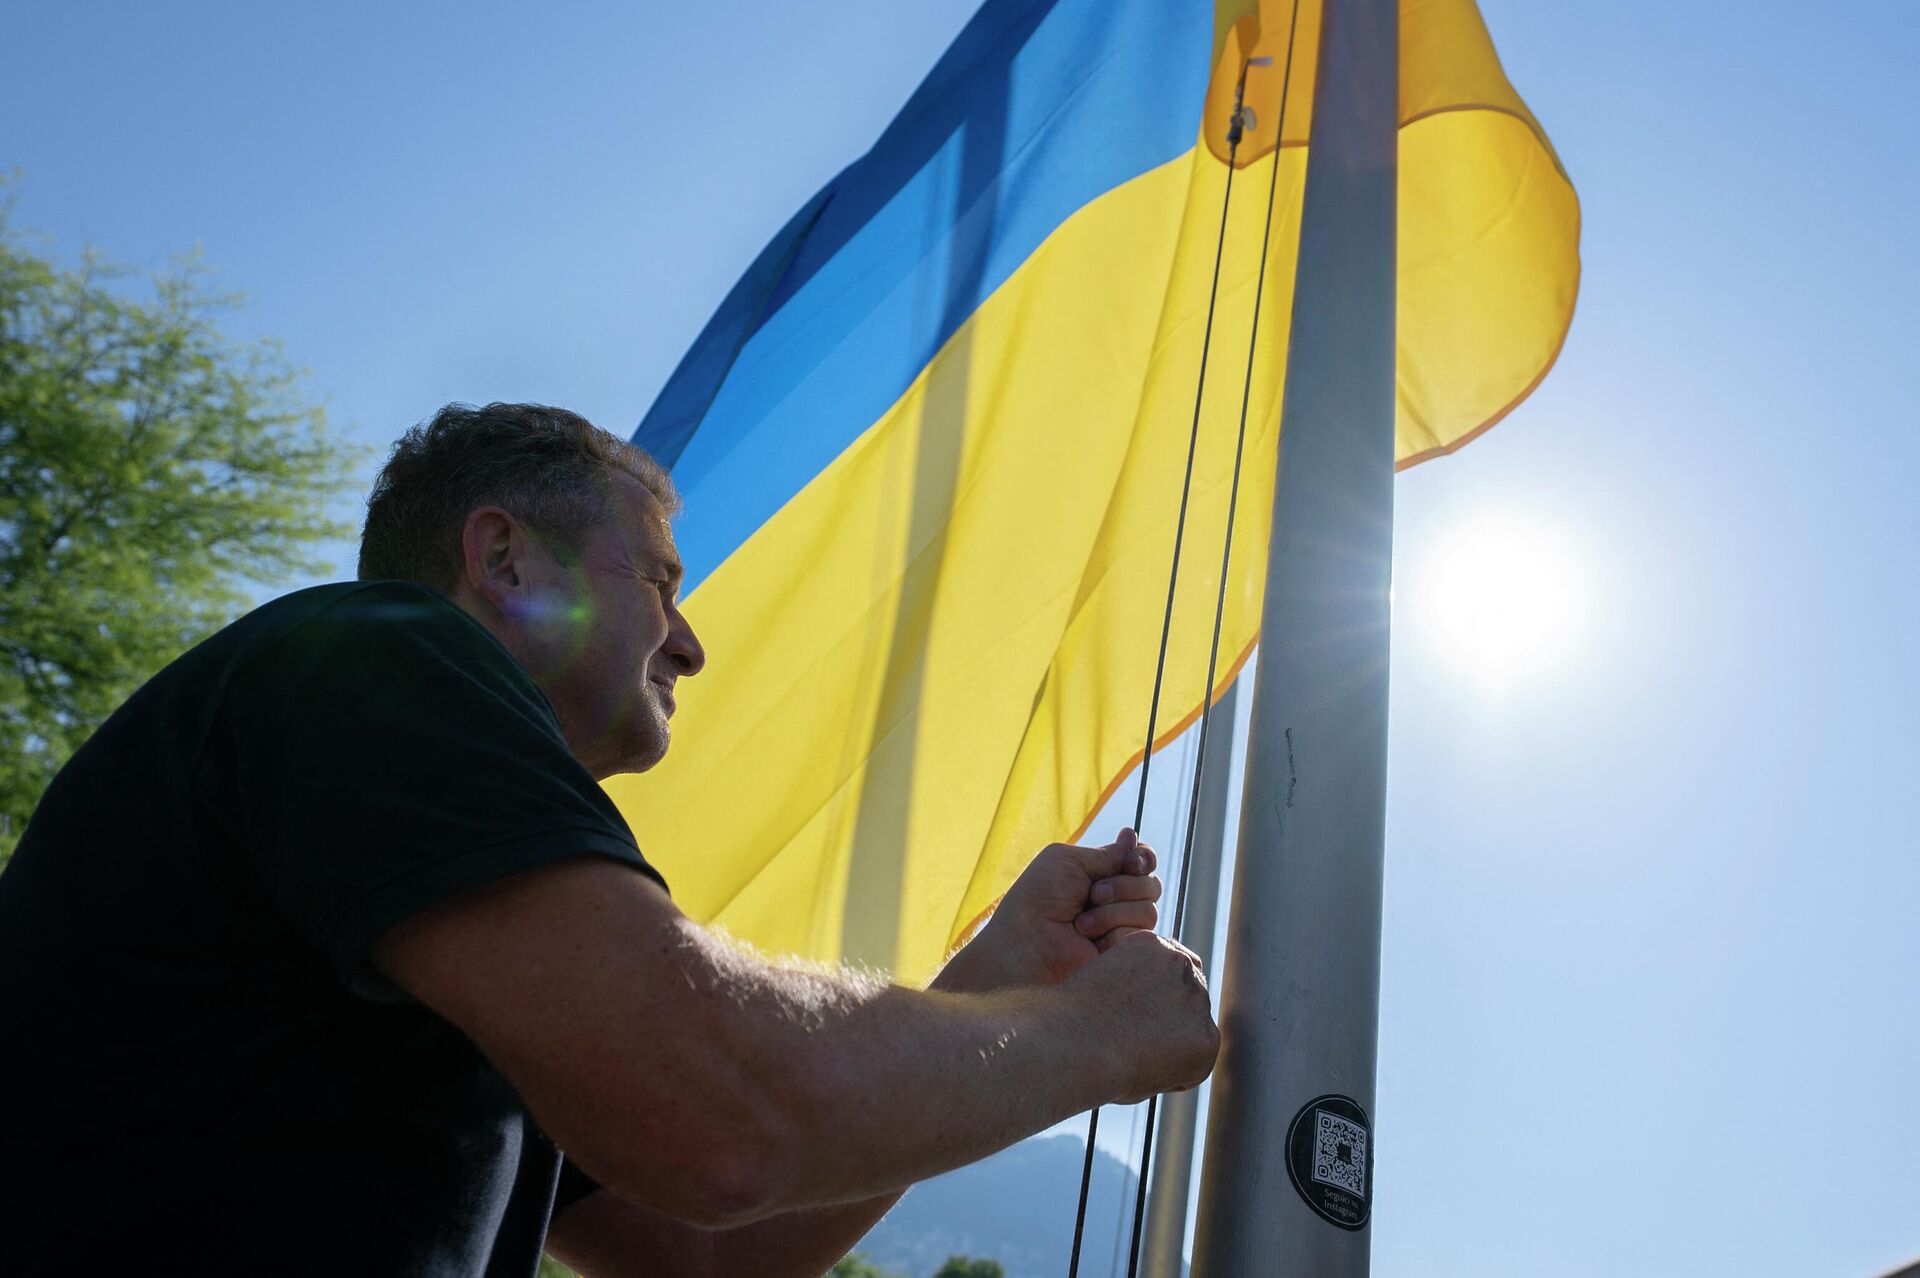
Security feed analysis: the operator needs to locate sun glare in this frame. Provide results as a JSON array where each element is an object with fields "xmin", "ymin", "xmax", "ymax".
[{"xmin": 1409, "ymin": 515, "xmax": 1590, "ymax": 686}]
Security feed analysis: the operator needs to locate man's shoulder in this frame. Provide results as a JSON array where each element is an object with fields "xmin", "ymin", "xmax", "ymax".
[
  {"xmin": 235, "ymin": 579, "xmax": 514, "ymax": 675},
  {"xmin": 224, "ymin": 579, "xmax": 555, "ymax": 737},
  {"xmin": 246, "ymin": 579, "xmax": 462, "ymax": 639}
]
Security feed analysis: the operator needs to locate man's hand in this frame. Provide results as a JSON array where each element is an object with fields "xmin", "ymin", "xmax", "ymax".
[
  {"xmin": 1063, "ymin": 930, "xmax": 1218, "ymax": 1102},
  {"xmin": 939, "ymin": 828, "xmax": 1164, "ymax": 993}
]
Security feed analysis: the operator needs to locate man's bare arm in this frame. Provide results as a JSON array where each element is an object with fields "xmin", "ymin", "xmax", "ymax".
[
  {"xmin": 538, "ymin": 834, "xmax": 1185, "ymax": 1275},
  {"xmin": 543, "ymin": 935, "xmax": 1048, "ymax": 1278},
  {"xmin": 372, "ymin": 856, "xmax": 1214, "ymax": 1229},
  {"xmin": 546, "ymin": 1185, "xmax": 890, "ymax": 1278}
]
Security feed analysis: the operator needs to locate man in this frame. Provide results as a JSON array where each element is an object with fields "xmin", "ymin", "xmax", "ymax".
[{"xmin": 0, "ymin": 403, "xmax": 1218, "ymax": 1276}]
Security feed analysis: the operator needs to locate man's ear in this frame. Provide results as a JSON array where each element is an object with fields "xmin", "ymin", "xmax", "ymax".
[{"xmin": 460, "ymin": 506, "xmax": 530, "ymax": 611}]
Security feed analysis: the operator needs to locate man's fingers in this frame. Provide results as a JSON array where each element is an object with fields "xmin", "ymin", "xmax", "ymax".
[
  {"xmin": 1094, "ymin": 925, "xmax": 1149, "ymax": 952},
  {"xmin": 1076, "ymin": 900, "xmax": 1158, "ymax": 938},
  {"xmin": 1066, "ymin": 829, "xmax": 1157, "ymax": 880},
  {"xmin": 1111, "ymin": 831, "xmax": 1156, "ymax": 876},
  {"xmin": 1089, "ymin": 872, "xmax": 1162, "ymax": 906}
]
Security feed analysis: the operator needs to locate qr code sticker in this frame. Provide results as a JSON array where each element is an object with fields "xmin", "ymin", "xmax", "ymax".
[{"xmin": 1311, "ymin": 1109, "xmax": 1368, "ymax": 1197}]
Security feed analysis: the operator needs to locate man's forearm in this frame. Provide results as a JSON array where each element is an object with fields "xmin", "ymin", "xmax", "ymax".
[
  {"xmin": 683, "ymin": 924, "xmax": 1114, "ymax": 1217},
  {"xmin": 551, "ymin": 939, "xmax": 1093, "ymax": 1277},
  {"xmin": 707, "ymin": 948, "xmax": 1012, "ymax": 1272},
  {"xmin": 716, "ymin": 1197, "xmax": 903, "ymax": 1278},
  {"xmin": 549, "ymin": 1187, "xmax": 909, "ymax": 1278}
]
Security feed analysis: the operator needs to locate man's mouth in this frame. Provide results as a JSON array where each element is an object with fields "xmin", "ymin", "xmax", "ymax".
[{"xmin": 649, "ymin": 677, "xmax": 676, "ymax": 716}]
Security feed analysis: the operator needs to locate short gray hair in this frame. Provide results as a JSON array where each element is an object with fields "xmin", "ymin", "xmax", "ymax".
[{"xmin": 357, "ymin": 402, "xmax": 678, "ymax": 589}]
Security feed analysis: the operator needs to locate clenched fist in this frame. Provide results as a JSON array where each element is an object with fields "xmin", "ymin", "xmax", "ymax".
[
  {"xmin": 937, "ymin": 828, "xmax": 1164, "ymax": 993},
  {"xmin": 1062, "ymin": 930, "xmax": 1220, "ymax": 1104}
]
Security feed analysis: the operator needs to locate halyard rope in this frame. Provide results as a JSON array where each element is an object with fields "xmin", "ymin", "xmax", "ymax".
[
  {"xmin": 1062, "ymin": 2, "xmax": 1307, "ymax": 1270},
  {"xmin": 1065, "ymin": 53, "xmax": 1248, "ymax": 1278},
  {"xmin": 1119, "ymin": 5, "xmax": 1305, "ymax": 1273}
]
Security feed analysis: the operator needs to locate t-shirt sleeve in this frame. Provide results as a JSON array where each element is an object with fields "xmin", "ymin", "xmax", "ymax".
[
  {"xmin": 554, "ymin": 1157, "xmax": 602, "ymax": 1214},
  {"xmin": 221, "ymin": 583, "xmax": 666, "ymax": 991}
]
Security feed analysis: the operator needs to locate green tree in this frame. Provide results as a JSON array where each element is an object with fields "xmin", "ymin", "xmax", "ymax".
[
  {"xmin": 0, "ymin": 193, "xmax": 361, "ymax": 862},
  {"xmin": 931, "ymin": 1258, "xmax": 1006, "ymax": 1278},
  {"xmin": 830, "ymin": 1255, "xmax": 907, "ymax": 1278}
]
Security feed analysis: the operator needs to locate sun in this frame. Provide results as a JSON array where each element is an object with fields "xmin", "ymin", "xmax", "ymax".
[{"xmin": 1408, "ymin": 514, "xmax": 1590, "ymax": 685}]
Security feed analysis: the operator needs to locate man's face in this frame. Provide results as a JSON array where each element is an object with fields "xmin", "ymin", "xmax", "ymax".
[{"xmin": 515, "ymin": 474, "xmax": 704, "ymax": 778}]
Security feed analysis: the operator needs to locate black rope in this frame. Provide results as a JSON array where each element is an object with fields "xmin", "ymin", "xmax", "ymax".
[
  {"xmin": 1105, "ymin": 1100, "xmax": 1147, "ymax": 1278},
  {"xmin": 1105, "ymin": 734, "xmax": 1197, "ymax": 1278},
  {"xmin": 1065, "ymin": 71, "xmax": 1247, "ymax": 1278},
  {"xmin": 1119, "ymin": 5, "xmax": 1306, "ymax": 1274}
]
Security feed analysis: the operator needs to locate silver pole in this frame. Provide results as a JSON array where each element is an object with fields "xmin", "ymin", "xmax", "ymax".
[
  {"xmin": 1189, "ymin": 0, "xmax": 1397, "ymax": 1273},
  {"xmin": 1138, "ymin": 678, "xmax": 1239, "ymax": 1278}
]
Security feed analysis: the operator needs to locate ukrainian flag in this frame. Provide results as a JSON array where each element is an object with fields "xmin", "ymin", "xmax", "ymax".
[{"xmin": 608, "ymin": 0, "xmax": 1579, "ymax": 983}]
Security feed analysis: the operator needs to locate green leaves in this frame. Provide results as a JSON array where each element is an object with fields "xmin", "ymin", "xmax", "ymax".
[
  {"xmin": 0, "ymin": 195, "xmax": 365, "ymax": 860},
  {"xmin": 930, "ymin": 1259, "xmax": 1006, "ymax": 1278},
  {"xmin": 831, "ymin": 1253, "xmax": 1006, "ymax": 1278},
  {"xmin": 542, "ymin": 1243, "xmax": 1008, "ymax": 1277}
]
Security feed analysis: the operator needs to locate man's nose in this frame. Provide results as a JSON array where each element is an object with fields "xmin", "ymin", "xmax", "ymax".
[{"xmin": 666, "ymin": 608, "xmax": 705, "ymax": 676}]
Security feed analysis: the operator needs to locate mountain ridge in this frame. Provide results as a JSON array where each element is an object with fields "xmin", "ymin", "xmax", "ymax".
[{"xmin": 853, "ymin": 1134, "xmax": 1188, "ymax": 1278}]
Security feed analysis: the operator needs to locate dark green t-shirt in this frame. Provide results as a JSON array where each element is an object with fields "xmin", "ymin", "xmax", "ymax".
[{"xmin": 0, "ymin": 581, "xmax": 666, "ymax": 1276}]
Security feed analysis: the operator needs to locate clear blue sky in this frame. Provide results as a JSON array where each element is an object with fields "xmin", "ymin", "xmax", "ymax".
[{"xmin": 10, "ymin": 3, "xmax": 1917, "ymax": 1275}]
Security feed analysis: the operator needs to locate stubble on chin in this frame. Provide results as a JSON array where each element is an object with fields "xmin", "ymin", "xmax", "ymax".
[{"xmin": 624, "ymin": 695, "xmax": 672, "ymax": 774}]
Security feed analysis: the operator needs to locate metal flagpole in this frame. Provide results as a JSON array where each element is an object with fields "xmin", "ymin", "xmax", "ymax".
[
  {"xmin": 1137, "ymin": 678, "xmax": 1238, "ymax": 1278},
  {"xmin": 1189, "ymin": 0, "xmax": 1398, "ymax": 1273}
]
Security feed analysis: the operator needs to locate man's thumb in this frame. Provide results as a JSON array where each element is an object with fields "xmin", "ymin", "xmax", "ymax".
[{"xmin": 1078, "ymin": 826, "xmax": 1138, "ymax": 878}]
